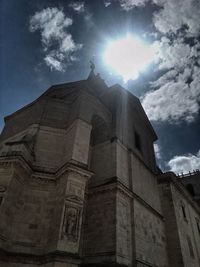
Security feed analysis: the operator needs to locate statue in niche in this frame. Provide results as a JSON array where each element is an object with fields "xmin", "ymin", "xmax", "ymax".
[{"xmin": 64, "ymin": 207, "xmax": 79, "ymax": 241}]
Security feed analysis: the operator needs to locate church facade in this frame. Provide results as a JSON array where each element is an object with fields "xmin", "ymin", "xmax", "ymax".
[{"xmin": 0, "ymin": 71, "xmax": 199, "ymax": 267}]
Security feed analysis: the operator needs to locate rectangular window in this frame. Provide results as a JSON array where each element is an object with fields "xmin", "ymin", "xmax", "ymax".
[
  {"xmin": 134, "ymin": 131, "xmax": 142, "ymax": 152},
  {"xmin": 181, "ymin": 205, "xmax": 187, "ymax": 219},
  {"xmin": 196, "ymin": 218, "xmax": 200, "ymax": 234},
  {"xmin": 187, "ymin": 236, "xmax": 195, "ymax": 258}
]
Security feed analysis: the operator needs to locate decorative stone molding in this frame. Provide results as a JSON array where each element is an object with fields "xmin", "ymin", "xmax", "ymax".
[
  {"xmin": 62, "ymin": 205, "xmax": 82, "ymax": 242},
  {"xmin": 0, "ymin": 156, "xmax": 93, "ymax": 184}
]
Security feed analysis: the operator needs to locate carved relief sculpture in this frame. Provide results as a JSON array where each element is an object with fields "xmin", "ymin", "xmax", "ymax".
[{"xmin": 63, "ymin": 206, "xmax": 80, "ymax": 242}]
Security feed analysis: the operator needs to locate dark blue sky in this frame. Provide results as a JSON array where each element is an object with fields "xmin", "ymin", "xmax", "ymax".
[{"xmin": 1, "ymin": 0, "xmax": 200, "ymax": 173}]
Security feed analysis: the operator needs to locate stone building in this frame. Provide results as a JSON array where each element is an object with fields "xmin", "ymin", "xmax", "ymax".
[
  {"xmin": 180, "ymin": 171, "xmax": 200, "ymax": 206},
  {"xmin": 0, "ymin": 70, "xmax": 199, "ymax": 267}
]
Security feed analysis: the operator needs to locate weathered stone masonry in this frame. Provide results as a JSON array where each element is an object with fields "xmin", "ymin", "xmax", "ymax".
[{"xmin": 0, "ymin": 72, "xmax": 199, "ymax": 267}]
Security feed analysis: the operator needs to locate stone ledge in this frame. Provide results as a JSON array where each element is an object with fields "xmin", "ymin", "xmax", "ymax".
[{"xmin": 0, "ymin": 248, "xmax": 81, "ymax": 265}]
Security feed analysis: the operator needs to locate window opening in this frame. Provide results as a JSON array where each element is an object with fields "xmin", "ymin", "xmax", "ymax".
[
  {"xmin": 186, "ymin": 184, "xmax": 195, "ymax": 196},
  {"xmin": 135, "ymin": 131, "xmax": 142, "ymax": 152},
  {"xmin": 187, "ymin": 236, "xmax": 195, "ymax": 258},
  {"xmin": 196, "ymin": 218, "xmax": 200, "ymax": 234},
  {"xmin": 181, "ymin": 205, "xmax": 187, "ymax": 219}
]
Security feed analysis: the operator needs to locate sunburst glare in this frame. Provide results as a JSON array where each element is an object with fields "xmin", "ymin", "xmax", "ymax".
[{"xmin": 103, "ymin": 34, "xmax": 157, "ymax": 82}]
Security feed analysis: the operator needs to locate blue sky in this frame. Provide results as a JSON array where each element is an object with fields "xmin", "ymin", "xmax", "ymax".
[{"xmin": 1, "ymin": 0, "xmax": 200, "ymax": 173}]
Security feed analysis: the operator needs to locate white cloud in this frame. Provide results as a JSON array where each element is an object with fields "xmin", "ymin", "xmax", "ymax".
[
  {"xmin": 29, "ymin": 7, "xmax": 82, "ymax": 71},
  {"xmin": 60, "ymin": 34, "xmax": 82, "ymax": 53},
  {"xmin": 117, "ymin": 0, "xmax": 200, "ymax": 36},
  {"xmin": 104, "ymin": 0, "xmax": 112, "ymax": 7},
  {"xmin": 153, "ymin": 0, "xmax": 200, "ymax": 37},
  {"xmin": 155, "ymin": 37, "xmax": 193, "ymax": 71},
  {"xmin": 154, "ymin": 143, "xmax": 161, "ymax": 159},
  {"xmin": 69, "ymin": 2, "xmax": 85, "ymax": 13},
  {"xmin": 142, "ymin": 79, "xmax": 200, "ymax": 123},
  {"xmin": 136, "ymin": 0, "xmax": 200, "ymax": 124},
  {"xmin": 119, "ymin": 0, "xmax": 148, "ymax": 10},
  {"xmin": 44, "ymin": 54, "xmax": 64, "ymax": 71},
  {"xmin": 150, "ymin": 69, "xmax": 178, "ymax": 88},
  {"xmin": 116, "ymin": 0, "xmax": 200, "ymax": 124},
  {"xmin": 30, "ymin": 8, "xmax": 72, "ymax": 45},
  {"xmin": 118, "ymin": 0, "xmax": 200, "ymax": 34},
  {"xmin": 142, "ymin": 36, "xmax": 200, "ymax": 123},
  {"xmin": 168, "ymin": 150, "xmax": 200, "ymax": 174}
]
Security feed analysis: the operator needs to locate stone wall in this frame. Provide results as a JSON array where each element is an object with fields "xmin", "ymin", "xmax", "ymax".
[
  {"xmin": 35, "ymin": 126, "xmax": 67, "ymax": 169},
  {"xmin": 113, "ymin": 88, "xmax": 157, "ymax": 172},
  {"xmin": 116, "ymin": 190, "xmax": 132, "ymax": 266},
  {"xmin": 0, "ymin": 157, "xmax": 91, "ymax": 265},
  {"xmin": 171, "ymin": 183, "xmax": 200, "ymax": 267},
  {"xmin": 134, "ymin": 199, "xmax": 168, "ymax": 267},
  {"xmin": 35, "ymin": 119, "xmax": 92, "ymax": 169},
  {"xmin": 130, "ymin": 151, "xmax": 161, "ymax": 213},
  {"xmin": 89, "ymin": 141, "xmax": 116, "ymax": 184},
  {"xmin": 0, "ymin": 162, "xmax": 63, "ymax": 254},
  {"xmin": 159, "ymin": 174, "xmax": 200, "ymax": 267},
  {"xmin": 116, "ymin": 142, "xmax": 129, "ymax": 188},
  {"xmin": 181, "ymin": 172, "xmax": 200, "ymax": 204},
  {"xmin": 1, "ymin": 78, "xmax": 199, "ymax": 267},
  {"xmin": 0, "ymin": 260, "xmax": 79, "ymax": 267},
  {"xmin": 83, "ymin": 186, "xmax": 116, "ymax": 264},
  {"xmin": 159, "ymin": 181, "xmax": 184, "ymax": 267}
]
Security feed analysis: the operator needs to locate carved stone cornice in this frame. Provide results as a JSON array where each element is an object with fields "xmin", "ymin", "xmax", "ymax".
[
  {"xmin": 0, "ymin": 156, "xmax": 93, "ymax": 185},
  {"xmin": 0, "ymin": 248, "xmax": 81, "ymax": 265},
  {"xmin": 65, "ymin": 195, "xmax": 84, "ymax": 205}
]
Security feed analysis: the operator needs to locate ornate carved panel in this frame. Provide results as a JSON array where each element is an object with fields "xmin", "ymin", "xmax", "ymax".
[
  {"xmin": 62, "ymin": 205, "xmax": 81, "ymax": 242},
  {"xmin": 67, "ymin": 181, "xmax": 84, "ymax": 197}
]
